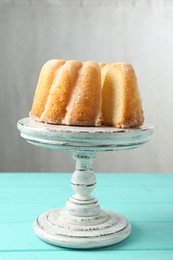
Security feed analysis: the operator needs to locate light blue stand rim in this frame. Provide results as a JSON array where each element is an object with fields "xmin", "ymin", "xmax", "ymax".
[{"xmin": 17, "ymin": 117, "xmax": 153, "ymax": 152}]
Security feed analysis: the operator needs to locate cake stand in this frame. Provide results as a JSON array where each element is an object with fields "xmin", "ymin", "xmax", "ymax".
[{"xmin": 17, "ymin": 118, "xmax": 153, "ymax": 249}]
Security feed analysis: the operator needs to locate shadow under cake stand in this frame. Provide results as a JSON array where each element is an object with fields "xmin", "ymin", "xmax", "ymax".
[{"xmin": 17, "ymin": 118, "xmax": 153, "ymax": 249}]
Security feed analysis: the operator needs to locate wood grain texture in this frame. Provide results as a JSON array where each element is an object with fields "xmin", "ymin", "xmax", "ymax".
[{"xmin": 0, "ymin": 173, "xmax": 173, "ymax": 258}]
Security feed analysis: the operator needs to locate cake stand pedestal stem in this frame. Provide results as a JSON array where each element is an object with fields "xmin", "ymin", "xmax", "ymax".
[
  {"xmin": 65, "ymin": 151, "xmax": 104, "ymax": 219},
  {"xmin": 72, "ymin": 151, "xmax": 96, "ymax": 197}
]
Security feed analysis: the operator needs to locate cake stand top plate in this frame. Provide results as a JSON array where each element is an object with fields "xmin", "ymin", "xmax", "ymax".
[{"xmin": 17, "ymin": 118, "xmax": 153, "ymax": 152}]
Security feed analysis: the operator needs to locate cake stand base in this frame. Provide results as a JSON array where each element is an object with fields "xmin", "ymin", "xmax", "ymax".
[{"xmin": 33, "ymin": 208, "xmax": 131, "ymax": 249}]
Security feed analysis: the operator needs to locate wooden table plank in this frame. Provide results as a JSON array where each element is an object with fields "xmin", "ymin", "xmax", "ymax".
[
  {"xmin": 1, "ymin": 251, "xmax": 173, "ymax": 260},
  {"xmin": 0, "ymin": 173, "xmax": 173, "ymax": 187},
  {"xmin": 1, "ymin": 174, "xmax": 173, "ymax": 204}
]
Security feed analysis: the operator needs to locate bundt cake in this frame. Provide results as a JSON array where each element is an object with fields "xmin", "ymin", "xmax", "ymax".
[{"xmin": 30, "ymin": 59, "xmax": 144, "ymax": 128}]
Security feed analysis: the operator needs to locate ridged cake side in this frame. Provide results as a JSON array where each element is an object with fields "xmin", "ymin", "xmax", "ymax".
[
  {"xmin": 30, "ymin": 60, "xmax": 102, "ymax": 126},
  {"xmin": 100, "ymin": 62, "xmax": 144, "ymax": 127},
  {"xmin": 30, "ymin": 60, "xmax": 65, "ymax": 120},
  {"xmin": 63, "ymin": 61, "xmax": 102, "ymax": 126}
]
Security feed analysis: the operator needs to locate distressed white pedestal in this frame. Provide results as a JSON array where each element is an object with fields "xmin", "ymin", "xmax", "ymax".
[{"xmin": 17, "ymin": 118, "xmax": 153, "ymax": 249}]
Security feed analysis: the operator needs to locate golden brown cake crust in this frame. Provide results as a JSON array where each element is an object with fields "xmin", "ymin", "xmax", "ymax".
[
  {"xmin": 40, "ymin": 60, "xmax": 82, "ymax": 124},
  {"xmin": 30, "ymin": 60, "xmax": 65, "ymax": 120},
  {"xmin": 64, "ymin": 61, "xmax": 102, "ymax": 126},
  {"xmin": 30, "ymin": 60, "xmax": 102, "ymax": 126},
  {"xmin": 115, "ymin": 63, "xmax": 144, "ymax": 127},
  {"xmin": 100, "ymin": 62, "xmax": 144, "ymax": 128}
]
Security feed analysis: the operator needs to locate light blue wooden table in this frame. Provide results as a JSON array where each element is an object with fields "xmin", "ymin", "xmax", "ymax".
[{"xmin": 0, "ymin": 173, "xmax": 173, "ymax": 259}]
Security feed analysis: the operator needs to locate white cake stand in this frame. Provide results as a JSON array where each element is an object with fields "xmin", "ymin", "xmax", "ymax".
[{"xmin": 17, "ymin": 117, "xmax": 153, "ymax": 249}]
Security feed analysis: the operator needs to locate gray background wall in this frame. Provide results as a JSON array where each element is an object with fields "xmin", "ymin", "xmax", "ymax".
[{"xmin": 0, "ymin": 0, "xmax": 172, "ymax": 173}]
